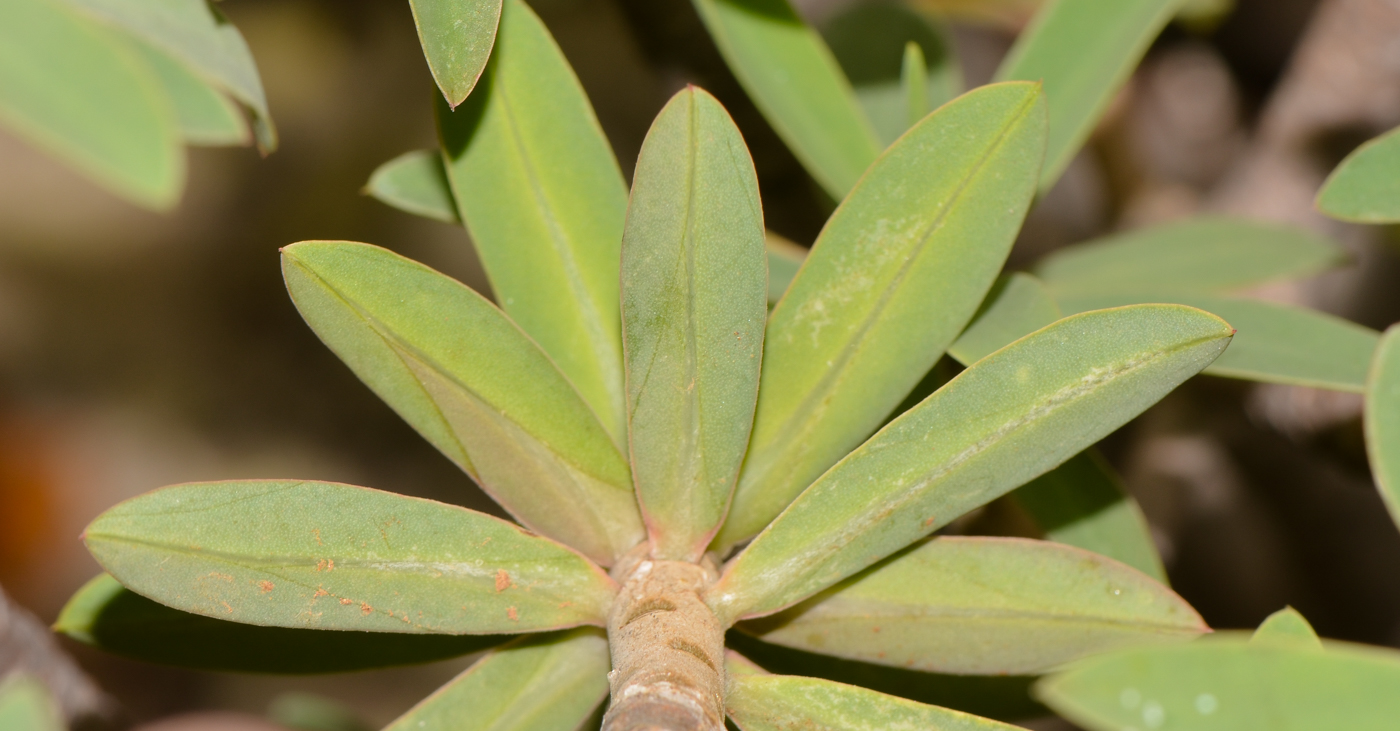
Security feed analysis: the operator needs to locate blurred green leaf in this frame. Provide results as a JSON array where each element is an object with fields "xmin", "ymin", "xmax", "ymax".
[
  {"xmin": 0, "ymin": 675, "xmax": 62, "ymax": 731},
  {"xmin": 135, "ymin": 41, "xmax": 248, "ymax": 146},
  {"xmin": 1058, "ymin": 293, "xmax": 1379, "ymax": 392},
  {"xmin": 84, "ymin": 480, "xmax": 617, "ymax": 634},
  {"xmin": 409, "ymin": 0, "xmax": 503, "ymax": 107},
  {"xmin": 1250, "ymin": 607, "xmax": 1322, "ymax": 651},
  {"xmin": 995, "ymin": 0, "xmax": 1180, "ymax": 191},
  {"xmin": 727, "ymin": 672, "xmax": 1022, "ymax": 731},
  {"xmin": 947, "ymin": 273, "xmax": 1061, "ymax": 367},
  {"xmin": 716, "ymin": 83, "xmax": 1047, "ymax": 549},
  {"xmin": 1012, "ymin": 451, "xmax": 1167, "ymax": 582},
  {"xmin": 740, "ymin": 536, "xmax": 1202, "ymax": 675},
  {"xmin": 709, "ymin": 305, "xmax": 1231, "ymax": 622},
  {"xmin": 283, "ymin": 241, "xmax": 642, "ymax": 565},
  {"xmin": 764, "ymin": 233, "xmax": 807, "ymax": 306},
  {"xmin": 438, "ymin": 0, "xmax": 629, "ymax": 444},
  {"xmin": 1035, "ymin": 217, "xmax": 1345, "ymax": 297},
  {"xmin": 60, "ymin": 0, "xmax": 276, "ymax": 151},
  {"xmin": 690, "ymin": 0, "xmax": 882, "ymax": 199},
  {"xmin": 385, "ymin": 629, "xmax": 609, "ymax": 731},
  {"xmin": 1365, "ymin": 324, "xmax": 1400, "ymax": 529},
  {"xmin": 1317, "ymin": 126, "xmax": 1400, "ymax": 223},
  {"xmin": 1036, "ymin": 636, "xmax": 1400, "ymax": 731},
  {"xmin": 269, "ymin": 693, "xmax": 370, "ymax": 731},
  {"xmin": 622, "ymin": 87, "xmax": 767, "ymax": 560},
  {"xmin": 55, "ymin": 574, "xmax": 510, "ymax": 674},
  {"xmin": 365, "ymin": 150, "xmax": 460, "ymax": 224},
  {"xmin": 0, "ymin": 0, "xmax": 183, "ymax": 209},
  {"xmin": 821, "ymin": 2, "xmax": 962, "ymax": 147}
]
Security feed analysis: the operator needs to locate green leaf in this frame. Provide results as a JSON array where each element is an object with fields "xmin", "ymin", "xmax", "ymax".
[
  {"xmin": 385, "ymin": 629, "xmax": 608, "ymax": 731},
  {"xmin": 622, "ymin": 87, "xmax": 767, "ymax": 560},
  {"xmin": 1012, "ymin": 451, "xmax": 1167, "ymax": 583},
  {"xmin": 135, "ymin": 41, "xmax": 248, "ymax": 146},
  {"xmin": 438, "ymin": 0, "xmax": 628, "ymax": 444},
  {"xmin": 1317, "ymin": 125, "xmax": 1400, "ymax": 223},
  {"xmin": 83, "ymin": 480, "xmax": 617, "ymax": 634},
  {"xmin": 1364, "ymin": 324, "xmax": 1400, "ymax": 529},
  {"xmin": 283, "ymin": 241, "xmax": 642, "ymax": 565},
  {"xmin": 820, "ymin": 2, "xmax": 963, "ymax": 147},
  {"xmin": 1250, "ymin": 607, "xmax": 1322, "ymax": 651},
  {"xmin": 947, "ymin": 272, "xmax": 1061, "ymax": 367},
  {"xmin": 269, "ymin": 693, "xmax": 370, "ymax": 731},
  {"xmin": 1058, "ymin": 293, "xmax": 1379, "ymax": 392},
  {"xmin": 409, "ymin": 0, "xmax": 503, "ymax": 107},
  {"xmin": 740, "ymin": 536, "xmax": 1202, "ymax": 675},
  {"xmin": 0, "ymin": 675, "xmax": 62, "ymax": 731},
  {"xmin": 1035, "ymin": 217, "xmax": 1345, "ymax": 297},
  {"xmin": 764, "ymin": 233, "xmax": 807, "ymax": 307},
  {"xmin": 0, "ymin": 0, "xmax": 183, "ymax": 209},
  {"xmin": 727, "ymin": 673, "xmax": 1023, "ymax": 731},
  {"xmin": 365, "ymin": 150, "xmax": 461, "ymax": 224},
  {"xmin": 55, "ymin": 574, "xmax": 509, "ymax": 674},
  {"xmin": 995, "ymin": 0, "xmax": 1179, "ymax": 191},
  {"xmin": 690, "ymin": 0, "xmax": 882, "ymax": 199},
  {"xmin": 709, "ymin": 305, "xmax": 1232, "ymax": 623},
  {"xmin": 60, "ymin": 0, "xmax": 276, "ymax": 151},
  {"xmin": 715, "ymin": 82, "xmax": 1047, "ymax": 550},
  {"xmin": 1036, "ymin": 636, "xmax": 1400, "ymax": 731}
]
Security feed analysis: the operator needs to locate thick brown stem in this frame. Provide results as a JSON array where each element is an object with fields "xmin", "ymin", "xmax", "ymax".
[{"xmin": 603, "ymin": 548, "xmax": 725, "ymax": 731}]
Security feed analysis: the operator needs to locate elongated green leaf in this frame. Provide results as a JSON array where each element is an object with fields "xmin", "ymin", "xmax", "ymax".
[
  {"xmin": 1317, "ymin": 125, "xmax": 1400, "ymax": 223},
  {"xmin": 1058, "ymin": 293, "xmax": 1379, "ymax": 392},
  {"xmin": 366, "ymin": 150, "xmax": 460, "ymax": 224},
  {"xmin": 716, "ymin": 82, "xmax": 1047, "ymax": 550},
  {"xmin": 0, "ymin": 675, "xmax": 62, "ymax": 731},
  {"xmin": 385, "ymin": 629, "xmax": 608, "ymax": 731},
  {"xmin": 55, "ymin": 574, "xmax": 509, "ymax": 673},
  {"xmin": 0, "ymin": 0, "xmax": 182, "ymax": 209},
  {"xmin": 1250, "ymin": 607, "xmax": 1322, "ymax": 651},
  {"xmin": 765, "ymin": 233, "xmax": 807, "ymax": 306},
  {"xmin": 727, "ymin": 673, "xmax": 1022, "ymax": 731},
  {"xmin": 995, "ymin": 0, "xmax": 1179, "ymax": 191},
  {"xmin": 622, "ymin": 87, "xmax": 766, "ymax": 560},
  {"xmin": 60, "ymin": 0, "xmax": 276, "ymax": 151},
  {"xmin": 409, "ymin": 0, "xmax": 503, "ymax": 107},
  {"xmin": 821, "ymin": 2, "xmax": 963, "ymax": 147},
  {"xmin": 1012, "ymin": 451, "xmax": 1166, "ymax": 582},
  {"xmin": 135, "ymin": 41, "xmax": 248, "ymax": 146},
  {"xmin": 948, "ymin": 272, "xmax": 1061, "ymax": 366},
  {"xmin": 740, "ymin": 536, "xmax": 1201, "ymax": 675},
  {"xmin": 438, "ymin": 0, "xmax": 628, "ymax": 443},
  {"xmin": 1036, "ymin": 217, "xmax": 1345, "ymax": 297},
  {"xmin": 283, "ymin": 241, "xmax": 642, "ymax": 565},
  {"xmin": 690, "ymin": 0, "xmax": 882, "ymax": 199},
  {"xmin": 84, "ymin": 480, "xmax": 616, "ymax": 634},
  {"xmin": 1036, "ymin": 636, "xmax": 1400, "ymax": 731},
  {"xmin": 709, "ymin": 305, "xmax": 1232, "ymax": 622},
  {"xmin": 1364, "ymin": 325, "xmax": 1400, "ymax": 528}
]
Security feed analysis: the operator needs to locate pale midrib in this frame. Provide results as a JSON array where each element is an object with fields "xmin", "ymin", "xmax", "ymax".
[
  {"xmin": 496, "ymin": 81, "xmax": 625, "ymax": 447},
  {"xmin": 785, "ymin": 608, "xmax": 1197, "ymax": 634},
  {"xmin": 679, "ymin": 95, "xmax": 703, "ymax": 535},
  {"xmin": 741, "ymin": 92, "xmax": 1040, "ymax": 512}
]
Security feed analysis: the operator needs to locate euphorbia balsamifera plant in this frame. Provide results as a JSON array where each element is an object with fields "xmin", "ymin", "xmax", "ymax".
[{"xmin": 63, "ymin": 18, "xmax": 1233, "ymax": 731}]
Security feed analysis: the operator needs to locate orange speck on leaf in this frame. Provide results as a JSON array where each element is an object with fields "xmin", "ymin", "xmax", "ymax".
[
  {"xmin": 923, "ymin": 515, "xmax": 936, "ymax": 528},
  {"xmin": 507, "ymin": 606, "xmax": 519, "ymax": 621},
  {"xmin": 559, "ymin": 601, "xmax": 573, "ymax": 609},
  {"xmin": 258, "ymin": 580, "xmax": 274, "ymax": 593},
  {"xmin": 221, "ymin": 601, "xmax": 233, "ymax": 613},
  {"xmin": 361, "ymin": 602, "xmax": 373, "ymax": 615},
  {"xmin": 495, "ymin": 569, "xmax": 510, "ymax": 592},
  {"xmin": 872, "ymin": 626, "xmax": 881, "ymax": 633},
  {"xmin": 340, "ymin": 598, "xmax": 353, "ymax": 605},
  {"xmin": 313, "ymin": 588, "xmax": 329, "ymax": 598},
  {"xmin": 312, "ymin": 529, "xmax": 323, "ymax": 546}
]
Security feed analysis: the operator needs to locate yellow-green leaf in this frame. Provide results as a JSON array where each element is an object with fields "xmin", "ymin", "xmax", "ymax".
[
  {"xmin": 409, "ymin": 0, "xmax": 503, "ymax": 107},
  {"xmin": 365, "ymin": 150, "xmax": 461, "ymax": 224},
  {"xmin": 1365, "ymin": 324, "xmax": 1400, "ymax": 529},
  {"xmin": 727, "ymin": 673, "xmax": 1022, "ymax": 731},
  {"xmin": 135, "ymin": 41, "xmax": 248, "ymax": 146},
  {"xmin": 0, "ymin": 675, "xmax": 62, "ymax": 731},
  {"xmin": 622, "ymin": 87, "xmax": 767, "ymax": 560},
  {"xmin": 55, "ymin": 573, "xmax": 509, "ymax": 673},
  {"xmin": 84, "ymin": 480, "xmax": 616, "ymax": 634},
  {"xmin": 740, "ymin": 536, "xmax": 1200, "ymax": 675},
  {"xmin": 1317, "ymin": 125, "xmax": 1400, "ymax": 223},
  {"xmin": 438, "ymin": 0, "xmax": 628, "ymax": 444},
  {"xmin": 1250, "ymin": 607, "xmax": 1322, "ymax": 651},
  {"xmin": 709, "ymin": 305, "xmax": 1232, "ymax": 623},
  {"xmin": 385, "ymin": 630, "xmax": 608, "ymax": 731},
  {"xmin": 282, "ymin": 241, "xmax": 642, "ymax": 565},
  {"xmin": 690, "ymin": 0, "xmax": 882, "ymax": 199},
  {"xmin": 716, "ymin": 82, "xmax": 1047, "ymax": 549}
]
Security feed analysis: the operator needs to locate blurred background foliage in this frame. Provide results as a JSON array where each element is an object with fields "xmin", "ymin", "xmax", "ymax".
[{"xmin": 3, "ymin": 0, "xmax": 1400, "ymax": 728}]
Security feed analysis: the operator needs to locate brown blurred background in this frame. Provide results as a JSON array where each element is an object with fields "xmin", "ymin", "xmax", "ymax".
[{"xmin": 3, "ymin": 0, "xmax": 1400, "ymax": 728}]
